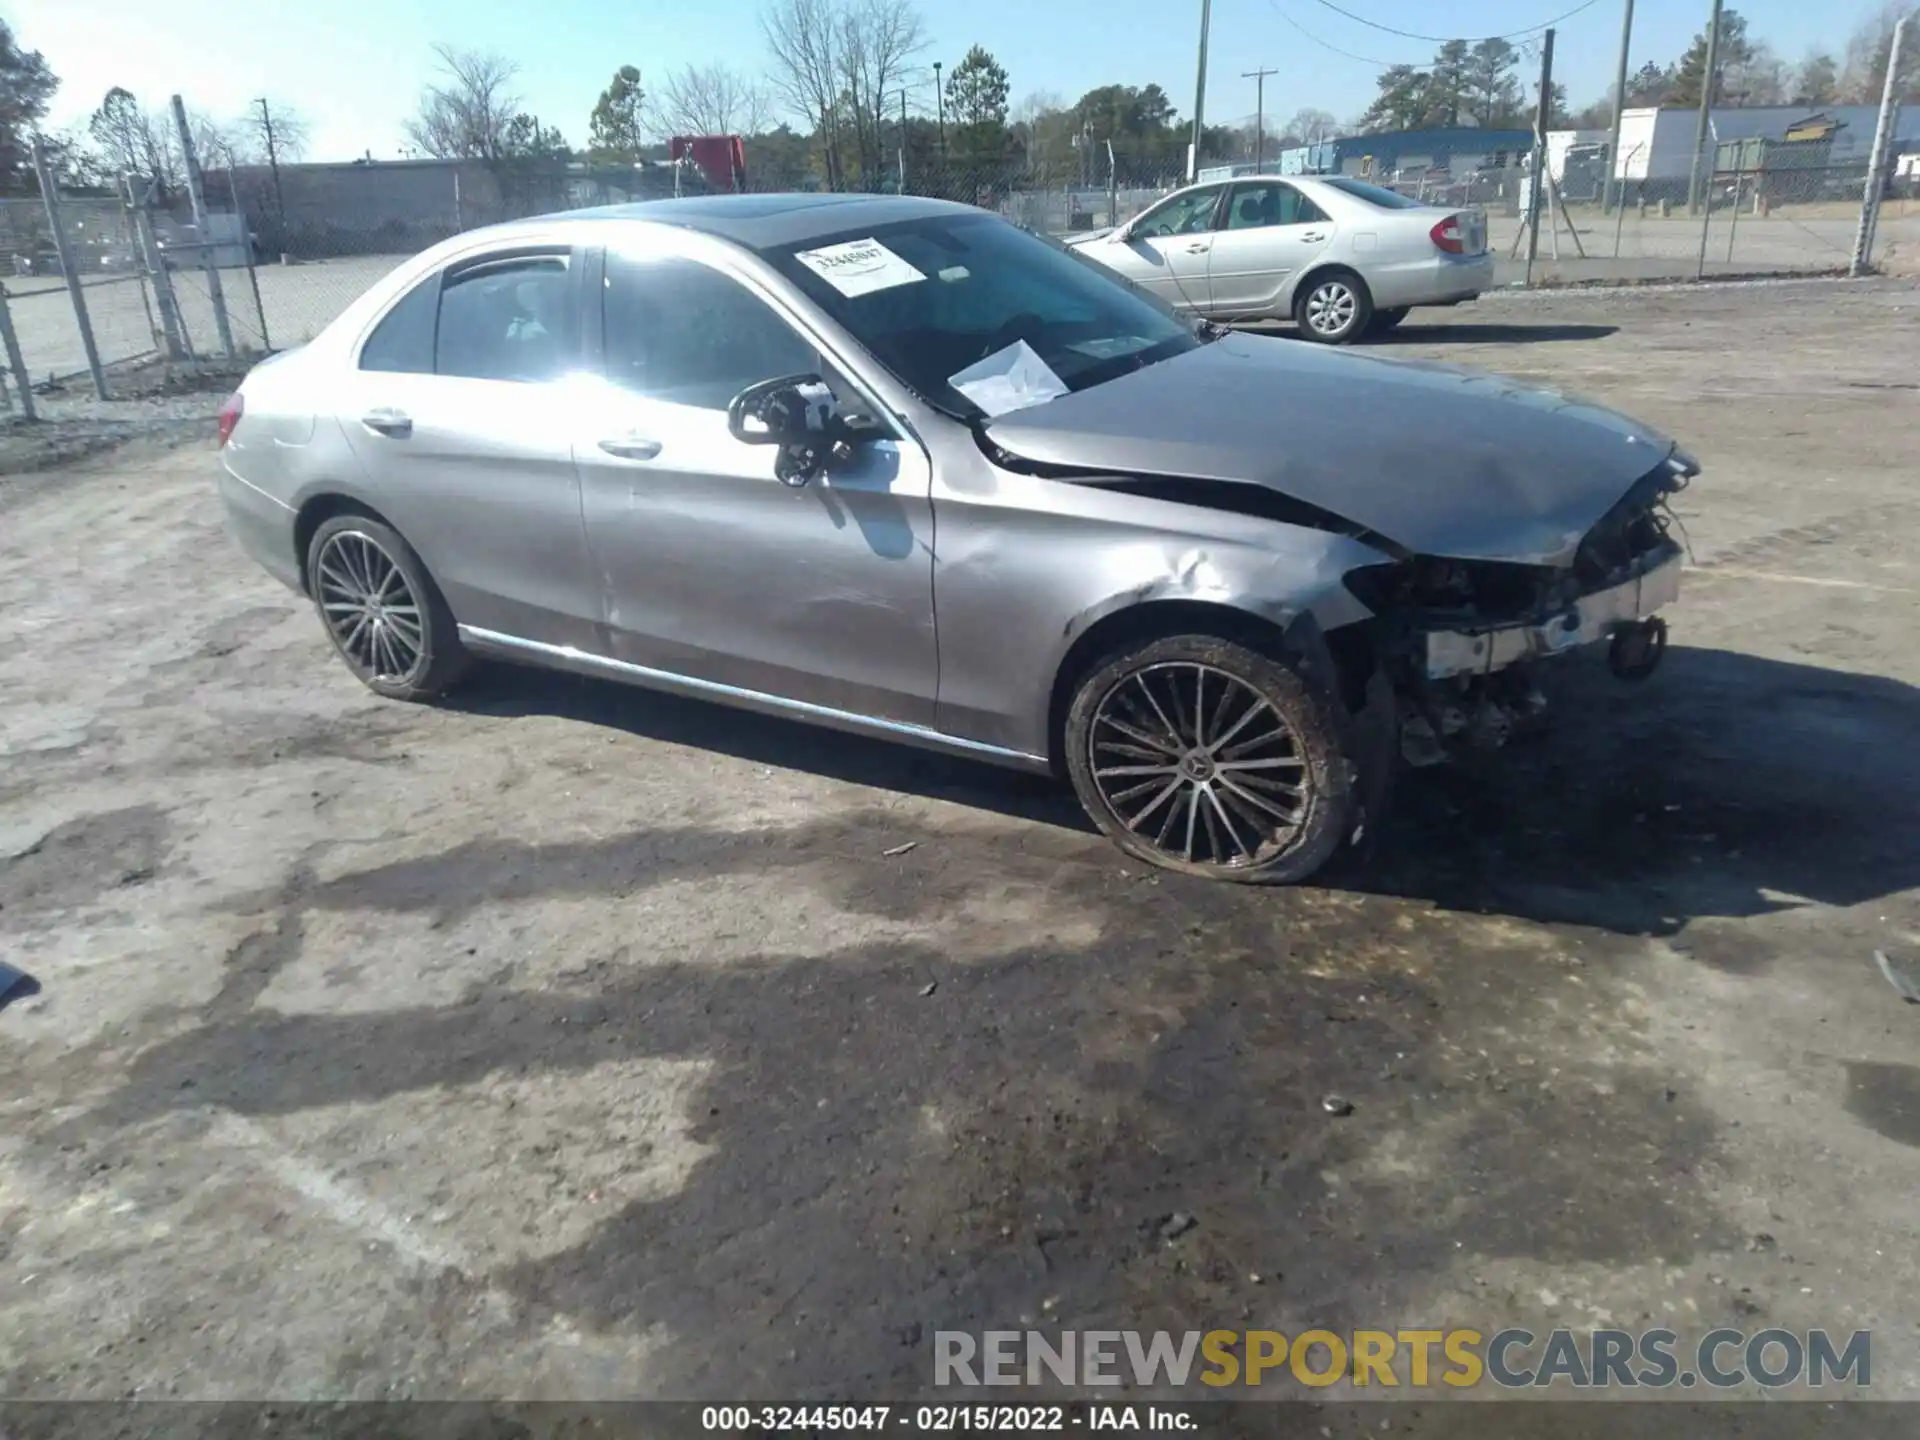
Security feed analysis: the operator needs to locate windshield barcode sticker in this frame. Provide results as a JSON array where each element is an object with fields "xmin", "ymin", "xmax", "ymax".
[{"xmin": 793, "ymin": 238, "xmax": 926, "ymax": 297}]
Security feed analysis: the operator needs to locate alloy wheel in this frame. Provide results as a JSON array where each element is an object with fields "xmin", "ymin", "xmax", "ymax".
[
  {"xmin": 1087, "ymin": 662, "xmax": 1309, "ymax": 869},
  {"xmin": 314, "ymin": 530, "xmax": 426, "ymax": 684},
  {"xmin": 1305, "ymin": 281, "xmax": 1357, "ymax": 337}
]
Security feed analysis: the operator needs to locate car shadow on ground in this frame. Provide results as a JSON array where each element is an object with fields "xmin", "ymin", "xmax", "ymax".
[
  {"xmin": 444, "ymin": 663, "xmax": 1087, "ymax": 832},
  {"xmin": 445, "ymin": 645, "xmax": 1920, "ymax": 941},
  {"xmin": 1229, "ymin": 320, "xmax": 1620, "ymax": 346},
  {"xmin": 1370, "ymin": 321, "xmax": 1620, "ymax": 345}
]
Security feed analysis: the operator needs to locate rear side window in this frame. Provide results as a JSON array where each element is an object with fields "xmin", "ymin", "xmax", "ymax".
[
  {"xmin": 359, "ymin": 274, "xmax": 437, "ymax": 373},
  {"xmin": 602, "ymin": 253, "xmax": 820, "ymax": 411},
  {"xmin": 1321, "ymin": 178, "xmax": 1425, "ymax": 210},
  {"xmin": 436, "ymin": 255, "xmax": 574, "ymax": 382},
  {"xmin": 357, "ymin": 252, "xmax": 575, "ymax": 381}
]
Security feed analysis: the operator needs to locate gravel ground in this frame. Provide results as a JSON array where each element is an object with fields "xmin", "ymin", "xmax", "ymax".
[{"xmin": 3, "ymin": 278, "xmax": 1919, "ymax": 1414}]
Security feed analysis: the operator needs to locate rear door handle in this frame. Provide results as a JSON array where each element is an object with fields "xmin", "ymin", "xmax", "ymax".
[
  {"xmin": 361, "ymin": 407, "xmax": 412, "ymax": 438},
  {"xmin": 1300, "ymin": 232, "xmax": 1327, "ymax": 242},
  {"xmin": 598, "ymin": 436, "xmax": 662, "ymax": 461},
  {"xmin": 1185, "ymin": 242, "xmax": 1211, "ymax": 253}
]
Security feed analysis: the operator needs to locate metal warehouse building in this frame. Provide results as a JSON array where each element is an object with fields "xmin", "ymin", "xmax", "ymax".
[{"xmin": 1275, "ymin": 127, "xmax": 1536, "ymax": 180}]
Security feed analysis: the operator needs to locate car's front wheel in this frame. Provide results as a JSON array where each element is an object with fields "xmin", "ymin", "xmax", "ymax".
[
  {"xmin": 1064, "ymin": 634, "xmax": 1354, "ymax": 884},
  {"xmin": 1295, "ymin": 271, "xmax": 1373, "ymax": 344},
  {"xmin": 307, "ymin": 514, "xmax": 469, "ymax": 701}
]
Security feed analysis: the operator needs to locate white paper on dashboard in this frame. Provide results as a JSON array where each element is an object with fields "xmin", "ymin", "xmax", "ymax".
[
  {"xmin": 792, "ymin": 238, "xmax": 926, "ymax": 297},
  {"xmin": 947, "ymin": 340, "xmax": 1070, "ymax": 417}
]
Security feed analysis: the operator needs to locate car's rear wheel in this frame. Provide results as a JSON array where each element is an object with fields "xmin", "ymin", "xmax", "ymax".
[
  {"xmin": 1064, "ymin": 634, "xmax": 1354, "ymax": 884},
  {"xmin": 307, "ymin": 514, "xmax": 468, "ymax": 701},
  {"xmin": 1370, "ymin": 306, "xmax": 1411, "ymax": 334},
  {"xmin": 1295, "ymin": 271, "xmax": 1373, "ymax": 344}
]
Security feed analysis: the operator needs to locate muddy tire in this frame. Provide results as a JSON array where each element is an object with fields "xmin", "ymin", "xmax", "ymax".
[
  {"xmin": 1295, "ymin": 270, "xmax": 1373, "ymax": 344},
  {"xmin": 306, "ymin": 514, "xmax": 469, "ymax": 702},
  {"xmin": 1064, "ymin": 634, "xmax": 1354, "ymax": 884}
]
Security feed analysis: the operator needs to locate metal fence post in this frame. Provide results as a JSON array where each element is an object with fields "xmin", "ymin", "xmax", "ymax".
[
  {"xmin": 170, "ymin": 94, "xmax": 236, "ymax": 359},
  {"xmin": 0, "ymin": 285, "xmax": 36, "ymax": 421},
  {"xmin": 127, "ymin": 175, "xmax": 190, "ymax": 362},
  {"xmin": 29, "ymin": 136, "xmax": 109, "ymax": 400},
  {"xmin": 1850, "ymin": 14, "xmax": 1908, "ymax": 278},
  {"xmin": 225, "ymin": 152, "xmax": 271, "ymax": 352}
]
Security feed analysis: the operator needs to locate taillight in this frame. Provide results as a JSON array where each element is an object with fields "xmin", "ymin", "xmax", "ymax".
[
  {"xmin": 1429, "ymin": 214, "xmax": 1465, "ymax": 254},
  {"xmin": 216, "ymin": 392, "xmax": 244, "ymax": 448}
]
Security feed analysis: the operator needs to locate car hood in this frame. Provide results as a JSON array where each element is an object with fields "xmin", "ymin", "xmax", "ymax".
[{"xmin": 984, "ymin": 332, "xmax": 1681, "ymax": 567}]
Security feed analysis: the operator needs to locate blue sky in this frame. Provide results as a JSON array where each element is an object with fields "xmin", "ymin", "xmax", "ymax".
[{"xmin": 13, "ymin": 0, "xmax": 1854, "ymax": 162}]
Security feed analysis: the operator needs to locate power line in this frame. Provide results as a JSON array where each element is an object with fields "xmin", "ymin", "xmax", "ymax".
[
  {"xmin": 1265, "ymin": 1, "xmax": 1432, "ymax": 69},
  {"xmin": 1302, "ymin": 0, "xmax": 1606, "ymax": 45}
]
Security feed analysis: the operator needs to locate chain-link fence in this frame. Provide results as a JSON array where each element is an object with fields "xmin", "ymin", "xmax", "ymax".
[{"xmin": 8, "ymin": 97, "xmax": 1910, "ymax": 404}]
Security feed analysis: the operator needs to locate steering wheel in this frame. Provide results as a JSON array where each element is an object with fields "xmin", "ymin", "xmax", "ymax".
[{"xmin": 983, "ymin": 311, "xmax": 1046, "ymax": 358}]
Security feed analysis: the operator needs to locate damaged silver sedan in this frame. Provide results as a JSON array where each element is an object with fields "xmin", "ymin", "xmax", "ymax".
[{"xmin": 215, "ymin": 193, "xmax": 1692, "ymax": 885}]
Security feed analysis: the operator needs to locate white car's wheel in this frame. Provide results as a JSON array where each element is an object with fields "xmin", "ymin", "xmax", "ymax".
[{"xmin": 1296, "ymin": 271, "xmax": 1373, "ymax": 345}]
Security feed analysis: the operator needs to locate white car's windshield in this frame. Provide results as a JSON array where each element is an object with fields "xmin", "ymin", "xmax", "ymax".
[{"xmin": 763, "ymin": 212, "xmax": 1198, "ymax": 420}]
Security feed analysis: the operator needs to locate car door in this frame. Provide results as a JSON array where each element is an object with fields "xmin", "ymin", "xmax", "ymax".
[
  {"xmin": 332, "ymin": 246, "xmax": 601, "ymax": 651},
  {"xmin": 1092, "ymin": 185, "xmax": 1224, "ymax": 312},
  {"xmin": 570, "ymin": 242, "xmax": 938, "ymax": 726},
  {"xmin": 1204, "ymin": 181, "xmax": 1335, "ymax": 315}
]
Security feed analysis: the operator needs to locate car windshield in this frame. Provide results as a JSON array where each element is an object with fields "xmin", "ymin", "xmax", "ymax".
[
  {"xmin": 761, "ymin": 212, "xmax": 1199, "ymax": 421},
  {"xmin": 1319, "ymin": 177, "xmax": 1428, "ymax": 210}
]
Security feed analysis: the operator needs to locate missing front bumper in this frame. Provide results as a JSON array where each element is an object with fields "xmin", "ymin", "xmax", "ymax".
[{"xmin": 1421, "ymin": 546, "xmax": 1684, "ymax": 681}]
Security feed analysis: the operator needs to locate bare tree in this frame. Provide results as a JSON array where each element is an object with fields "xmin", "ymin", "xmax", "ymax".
[
  {"xmin": 762, "ymin": 0, "xmax": 848, "ymax": 186},
  {"xmin": 1839, "ymin": 2, "xmax": 1920, "ymax": 103},
  {"xmin": 241, "ymin": 99, "xmax": 308, "ymax": 165},
  {"xmin": 654, "ymin": 63, "xmax": 774, "ymax": 138},
  {"xmin": 405, "ymin": 44, "xmax": 522, "ymax": 161},
  {"xmin": 835, "ymin": 0, "xmax": 926, "ymax": 181},
  {"xmin": 88, "ymin": 87, "xmax": 181, "ymax": 195},
  {"xmin": 762, "ymin": 0, "xmax": 924, "ymax": 188}
]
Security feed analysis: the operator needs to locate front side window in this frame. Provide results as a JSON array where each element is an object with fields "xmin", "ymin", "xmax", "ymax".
[
  {"xmin": 434, "ymin": 254, "xmax": 575, "ymax": 382},
  {"xmin": 763, "ymin": 212, "xmax": 1198, "ymax": 420},
  {"xmin": 1128, "ymin": 187, "xmax": 1223, "ymax": 239},
  {"xmin": 602, "ymin": 253, "xmax": 821, "ymax": 411}
]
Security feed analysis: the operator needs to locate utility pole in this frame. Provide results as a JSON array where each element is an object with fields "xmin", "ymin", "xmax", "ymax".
[
  {"xmin": 1242, "ymin": 66, "xmax": 1277, "ymax": 172},
  {"xmin": 1686, "ymin": 0, "xmax": 1723, "ymax": 215},
  {"xmin": 254, "ymin": 97, "xmax": 285, "ymax": 220},
  {"xmin": 1851, "ymin": 13, "xmax": 1909, "ymax": 276},
  {"xmin": 933, "ymin": 61, "xmax": 945, "ymax": 162},
  {"xmin": 1525, "ymin": 27, "xmax": 1556, "ymax": 286},
  {"xmin": 1602, "ymin": 0, "xmax": 1635, "ymax": 213},
  {"xmin": 899, "ymin": 87, "xmax": 909, "ymax": 192},
  {"xmin": 1189, "ymin": 0, "xmax": 1212, "ymax": 181}
]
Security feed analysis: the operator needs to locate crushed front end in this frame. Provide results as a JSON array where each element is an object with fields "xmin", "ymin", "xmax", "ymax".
[{"xmin": 1340, "ymin": 453, "xmax": 1695, "ymax": 768}]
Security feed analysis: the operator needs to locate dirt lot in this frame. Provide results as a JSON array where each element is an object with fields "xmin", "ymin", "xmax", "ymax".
[{"xmin": 3, "ymin": 278, "xmax": 1919, "ymax": 1412}]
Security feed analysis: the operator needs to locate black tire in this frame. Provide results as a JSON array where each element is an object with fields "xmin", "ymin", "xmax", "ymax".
[
  {"xmin": 1063, "ymin": 634, "xmax": 1355, "ymax": 885},
  {"xmin": 306, "ymin": 513, "xmax": 469, "ymax": 701},
  {"xmin": 1294, "ymin": 269, "xmax": 1374, "ymax": 344},
  {"xmin": 1369, "ymin": 306, "xmax": 1411, "ymax": 334}
]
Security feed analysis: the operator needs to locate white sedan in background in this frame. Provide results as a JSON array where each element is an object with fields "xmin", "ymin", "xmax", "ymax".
[{"xmin": 1068, "ymin": 174, "xmax": 1494, "ymax": 344}]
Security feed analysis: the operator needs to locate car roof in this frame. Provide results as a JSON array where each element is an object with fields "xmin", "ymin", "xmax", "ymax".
[{"xmin": 527, "ymin": 192, "xmax": 979, "ymax": 250}]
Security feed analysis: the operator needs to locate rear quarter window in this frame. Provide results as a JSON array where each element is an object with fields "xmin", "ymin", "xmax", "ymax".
[{"xmin": 359, "ymin": 274, "xmax": 438, "ymax": 373}]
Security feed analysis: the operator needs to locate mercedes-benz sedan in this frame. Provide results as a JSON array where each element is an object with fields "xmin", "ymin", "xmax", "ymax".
[{"xmin": 216, "ymin": 193, "xmax": 1693, "ymax": 885}]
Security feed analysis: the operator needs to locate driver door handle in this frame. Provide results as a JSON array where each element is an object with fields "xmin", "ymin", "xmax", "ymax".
[
  {"xmin": 1185, "ymin": 242, "xmax": 1211, "ymax": 253},
  {"xmin": 598, "ymin": 435, "xmax": 662, "ymax": 462},
  {"xmin": 361, "ymin": 407, "xmax": 412, "ymax": 438}
]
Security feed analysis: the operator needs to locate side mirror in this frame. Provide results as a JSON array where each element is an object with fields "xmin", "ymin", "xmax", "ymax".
[{"xmin": 725, "ymin": 373, "xmax": 881, "ymax": 488}]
